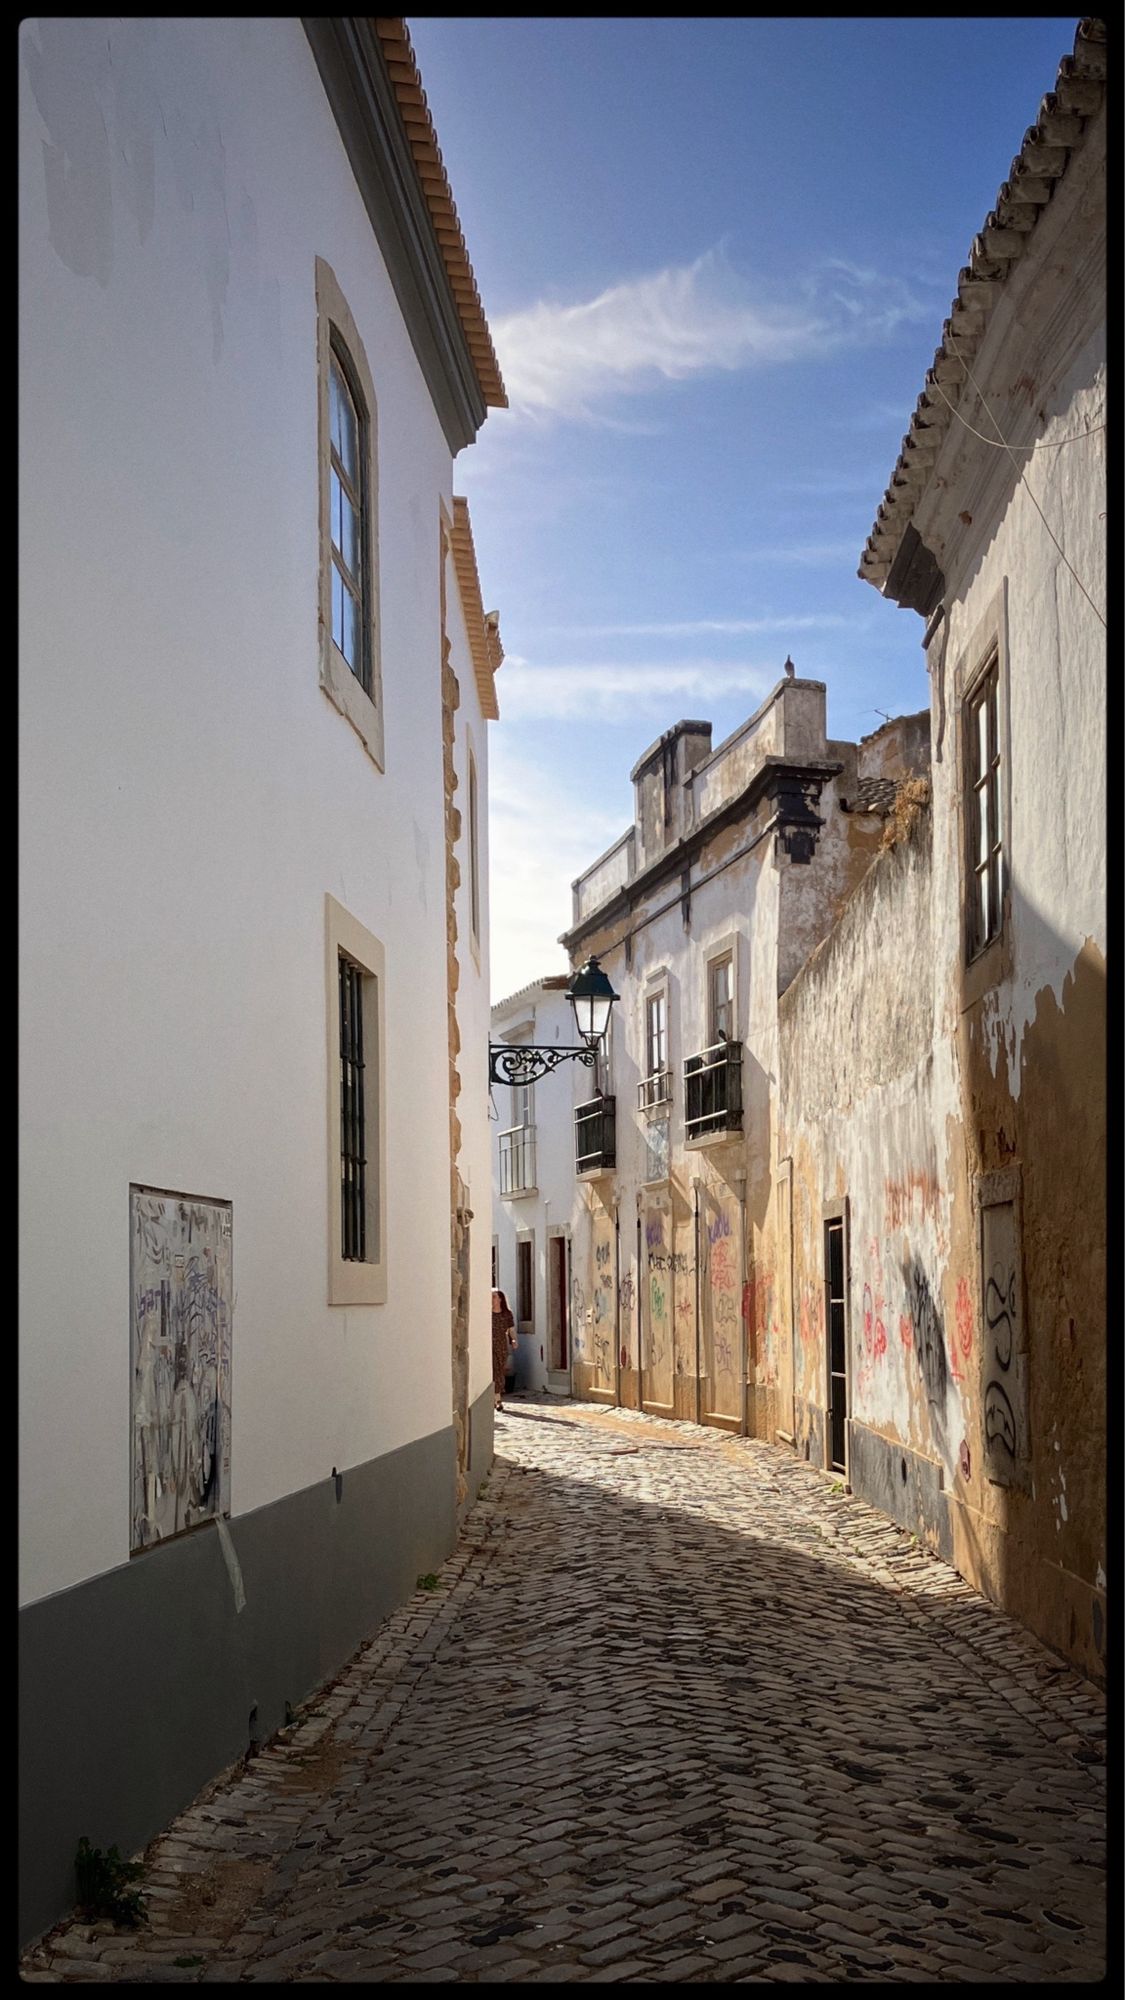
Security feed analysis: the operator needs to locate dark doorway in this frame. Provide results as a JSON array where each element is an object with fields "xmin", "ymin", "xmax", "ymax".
[
  {"xmin": 825, "ymin": 1215, "xmax": 848, "ymax": 1473},
  {"xmin": 549, "ymin": 1235, "xmax": 568, "ymax": 1371}
]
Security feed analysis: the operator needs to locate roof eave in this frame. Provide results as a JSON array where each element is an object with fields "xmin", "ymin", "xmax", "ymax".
[
  {"xmin": 858, "ymin": 17, "xmax": 1107, "ymax": 604},
  {"xmin": 303, "ymin": 16, "xmax": 505, "ymax": 454}
]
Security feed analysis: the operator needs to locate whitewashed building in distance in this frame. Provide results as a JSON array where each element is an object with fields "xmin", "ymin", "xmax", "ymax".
[
  {"xmin": 19, "ymin": 15, "xmax": 504, "ymax": 1943},
  {"xmin": 490, "ymin": 975, "xmax": 591, "ymax": 1398}
]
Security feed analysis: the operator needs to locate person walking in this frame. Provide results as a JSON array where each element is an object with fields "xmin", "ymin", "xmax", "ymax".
[{"xmin": 491, "ymin": 1288, "xmax": 517, "ymax": 1409}]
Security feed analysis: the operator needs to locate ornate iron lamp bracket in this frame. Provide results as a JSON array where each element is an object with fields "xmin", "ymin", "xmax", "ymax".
[{"xmin": 489, "ymin": 1043, "xmax": 598, "ymax": 1087}]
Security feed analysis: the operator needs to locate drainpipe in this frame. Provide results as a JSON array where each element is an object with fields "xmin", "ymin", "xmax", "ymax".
[
  {"xmin": 613, "ymin": 1200, "xmax": 622, "ymax": 1408},
  {"xmin": 635, "ymin": 1199, "xmax": 643, "ymax": 1412},
  {"xmin": 784, "ymin": 1155, "xmax": 797, "ymax": 1444},
  {"xmin": 734, "ymin": 1168, "xmax": 748, "ymax": 1437},
  {"xmin": 543, "ymin": 1197, "xmax": 550, "ymax": 1391},
  {"xmin": 692, "ymin": 1177, "xmax": 702, "ymax": 1426}
]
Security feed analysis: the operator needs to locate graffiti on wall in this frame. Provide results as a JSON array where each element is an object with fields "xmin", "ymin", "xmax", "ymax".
[
  {"xmin": 745, "ymin": 1266, "xmax": 782, "ymax": 1385},
  {"xmin": 645, "ymin": 1212, "xmax": 670, "ymax": 1376},
  {"xmin": 884, "ymin": 1171, "xmax": 942, "ymax": 1234},
  {"xmin": 131, "ymin": 1188, "xmax": 232, "ymax": 1552},
  {"xmin": 709, "ymin": 1214, "xmax": 740, "ymax": 1378},
  {"xmin": 951, "ymin": 1276, "xmax": 974, "ymax": 1384},
  {"xmin": 903, "ymin": 1258, "xmax": 948, "ymax": 1421},
  {"xmin": 981, "ymin": 1200, "xmax": 1026, "ymax": 1484},
  {"xmin": 594, "ymin": 1235, "xmax": 614, "ymax": 1329}
]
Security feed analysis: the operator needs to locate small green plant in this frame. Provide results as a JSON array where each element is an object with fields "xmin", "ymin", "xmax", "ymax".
[
  {"xmin": 416, "ymin": 1572, "xmax": 440, "ymax": 1591},
  {"xmin": 74, "ymin": 1837, "xmax": 147, "ymax": 1928},
  {"xmin": 829, "ymin": 1481, "xmax": 844, "ymax": 1495},
  {"xmin": 173, "ymin": 1957, "xmax": 205, "ymax": 1969}
]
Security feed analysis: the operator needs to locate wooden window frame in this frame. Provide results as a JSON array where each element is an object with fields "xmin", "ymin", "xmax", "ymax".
[{"xmin": 316, "ymin": 258, "xmax": 384, "ymax": 770}]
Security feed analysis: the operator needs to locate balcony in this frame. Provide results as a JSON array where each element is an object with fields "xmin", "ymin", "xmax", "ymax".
[
  {"xmin": 575, "ymin": 1094, "xmax": 616, "ymax": 1176},
  {"xmin": 684, "ymin": 1040, "xmax": 743, "ymax": 1142},
  {"xmin": 498, "ymin": 1123, "xmax": 536, "ymax": 1197},
  {"xmin": 637, "ymin": 1068, "xmax": 672, "ymax": 1113}
]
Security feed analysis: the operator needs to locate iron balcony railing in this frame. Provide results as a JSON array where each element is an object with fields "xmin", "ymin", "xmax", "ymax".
[
  {"xmin": 574, "ymin": 1094, "xmax": 616, "ymax": 1175},
  {"xmin": 498, "ymin": 1123, "xmax": 536, "ymax": 1196},
  {"xmin": 637, "ymin": 1068, "xmax": 673, "ymax": 1112},
  {"xmin": 684, "ymin": 1039, "xmax": 743, "ymax": 1140}
]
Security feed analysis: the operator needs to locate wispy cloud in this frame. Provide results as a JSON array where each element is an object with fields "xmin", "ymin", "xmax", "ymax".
[
  {"xmin": 492, "ymin": 249, "xmax": 930, "ymax": 422},
  {"xmin": 537, "ymin": 613, "xmax": 850, "ymax": 639},
  {"xmin": 498, "ymin": 657, "xmax": 776, "ymax": 723},
  {"xmin": 733, "ymin": 539, "xmax": 861, "ymax": 566}
]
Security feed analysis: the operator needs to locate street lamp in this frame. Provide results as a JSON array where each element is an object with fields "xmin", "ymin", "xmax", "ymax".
[{"xmin": 489, "ymin": 956, "xmax": 620, "ymax": 1086}]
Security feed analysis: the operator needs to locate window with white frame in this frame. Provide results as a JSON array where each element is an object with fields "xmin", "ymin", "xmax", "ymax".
[
  {"xmin": 326, "ymin": 895, "xmax": 386, "ymax": 1305},
  {"xmin": 709, "ymin": 953, "xmax": 733, "ymax": 1043},
  {"xmin": 639, "ymin": 985, "xmax": 671, "ymax": 1111},
  {"xmin": 646, "ymin": 991, "xmax": 667, "ymax": 1077},
  {"xmin": 316, "ymin": 258, "xmax": 384, "ymax": 769},
  {"xmin": 965, "ymin": 649, "xmax": 1003, "ymax": 960}
]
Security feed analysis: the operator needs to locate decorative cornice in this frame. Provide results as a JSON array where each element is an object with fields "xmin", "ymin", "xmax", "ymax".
[
  {"xmin": 561, "ymin": 756, "xmax": 843, "ymax": 955},
  {"xmin": 303, "ymin": 17, "xmax": 505, "ymax": 454},
  {"xmin": 451, "ymin": 497, "xmax": 502, "ymax": 721},
  {"xmin": 859, "ymin": 17, "xmax": 1106, "ymax": 601}
]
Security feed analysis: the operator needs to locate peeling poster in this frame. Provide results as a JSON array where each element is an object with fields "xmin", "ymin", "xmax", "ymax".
[{"xmin": 130, "ymin": 1186, "xmax": 232, "ymax": 1552}]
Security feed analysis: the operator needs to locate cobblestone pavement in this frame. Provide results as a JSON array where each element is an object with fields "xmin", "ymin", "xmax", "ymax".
[{"xmin": 22, "ymin": 1402, "xmax": 1107, "ymax": 1984}]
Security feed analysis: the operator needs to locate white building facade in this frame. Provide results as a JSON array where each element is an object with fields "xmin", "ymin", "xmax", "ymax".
[
  {"xmin": 19, "ymin": 15, "xmax": 504, "ymax": 1942},
  {"xmin": 560, "ymin": 680, "xmax": 928, "ymax": 1434},
  {"xmin": 490, "ymin": 977, "xmax": 588, "ymax": 1397}
]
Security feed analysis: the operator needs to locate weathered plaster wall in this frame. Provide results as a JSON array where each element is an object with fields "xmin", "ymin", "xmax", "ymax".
[
  {"xmin": 909, "ymin": 102, "xmax": 1106, "ymax": 1678},
  {"xmin": 573, "ymin": 831, "xmax": 634, "ymax": 926},
  {"xmin": 566, "ymin": 675, "xmax": 892, "ymax": 1444},
  {"xmin": 780, "ymin": 815, "xmax": 953, "ymax": 1503}
]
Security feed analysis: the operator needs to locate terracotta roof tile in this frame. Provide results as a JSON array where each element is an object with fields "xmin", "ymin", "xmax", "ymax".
[
  {"xmin": 859, "ymin": 17, "xmax": 1106, "ymax": 592},
  {"xmin": 451, "ymin": 497, "xmax": 503, "ymax": 720},
  {"xmin": 373, "ymin": 18, "xmax": 507, "ymax": 409}
]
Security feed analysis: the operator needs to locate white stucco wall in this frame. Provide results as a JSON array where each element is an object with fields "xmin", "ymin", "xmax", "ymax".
[
  {"xmin": 19, "ymin": 17, "xmax": 465, "ymax": 1603},
  {"xmin": 446, "ymin": 540, "xmax": 495, "ymax": 1415},
  {"xmin": 491, "ymin": 982, "xmax": 576, "ymax": 1393}
]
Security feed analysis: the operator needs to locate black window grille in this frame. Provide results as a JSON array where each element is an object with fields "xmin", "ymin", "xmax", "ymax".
[
  {"xmin": 575, "ymin": 1095, "xmax": 616, "ymax": 1175},
  {"xmin": 684, "ymin": 1041, "xmax": 743, "ymax": 1140},
  {"xmin": 339, "ymin": 953, "xmax": 367, "ymax": 1260}
]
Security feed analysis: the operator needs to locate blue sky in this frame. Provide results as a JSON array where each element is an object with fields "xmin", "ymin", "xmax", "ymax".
[{"xmin": 407, "ymin": 15, "xmax": 1078, "ymax": 1001}]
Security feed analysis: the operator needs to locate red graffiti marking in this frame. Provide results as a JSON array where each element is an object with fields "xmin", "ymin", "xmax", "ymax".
[
  {"xmin": 949, "ymin": 1277, "xmax": 974, "ymax": 1383},
  {"xmin": 874, "ymin": 1318, "xmax": 887, "ymax": 1359},
  {"xmin": 955, "ymin": 1277, "xmax": 974, "ymax": 1359},
  {"xmin": 899, "ymin": 1312, "xmax": 914, "ymax": 1351},
  {"xmin": 862, "ymin": 1284, "xmax": 874, "ymax": 1355},
  {"xmin": 620, "ymin": 1347, "xmax": 628, "ymax": 1369},
  {"xmin": 884, "ymin": 1172, "xmax": 942, "ymax": 1234}
]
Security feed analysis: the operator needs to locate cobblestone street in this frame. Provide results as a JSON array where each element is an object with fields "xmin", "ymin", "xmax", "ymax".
[{"xmin": 22, "ymin": 1403, "xmax": 1106, "ymax": 1984}]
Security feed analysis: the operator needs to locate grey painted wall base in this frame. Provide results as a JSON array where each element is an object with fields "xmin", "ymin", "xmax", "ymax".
[
  {"xmin": 847, "ymin": 1421, "xmax": 954, "ymax": 1562},
  {"xmin": 20, "ymin": 1424, "xmax": 456, "ymax": 1947},
  {"xmin": 460, "ymin": 1382, "xmax": 495, "ymax": 1520}
]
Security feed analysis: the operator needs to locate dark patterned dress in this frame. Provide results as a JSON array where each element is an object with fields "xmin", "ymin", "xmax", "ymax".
[{"xmin": 491, "ymin": 1292, "xmax": 516, "ymax": 1405}]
